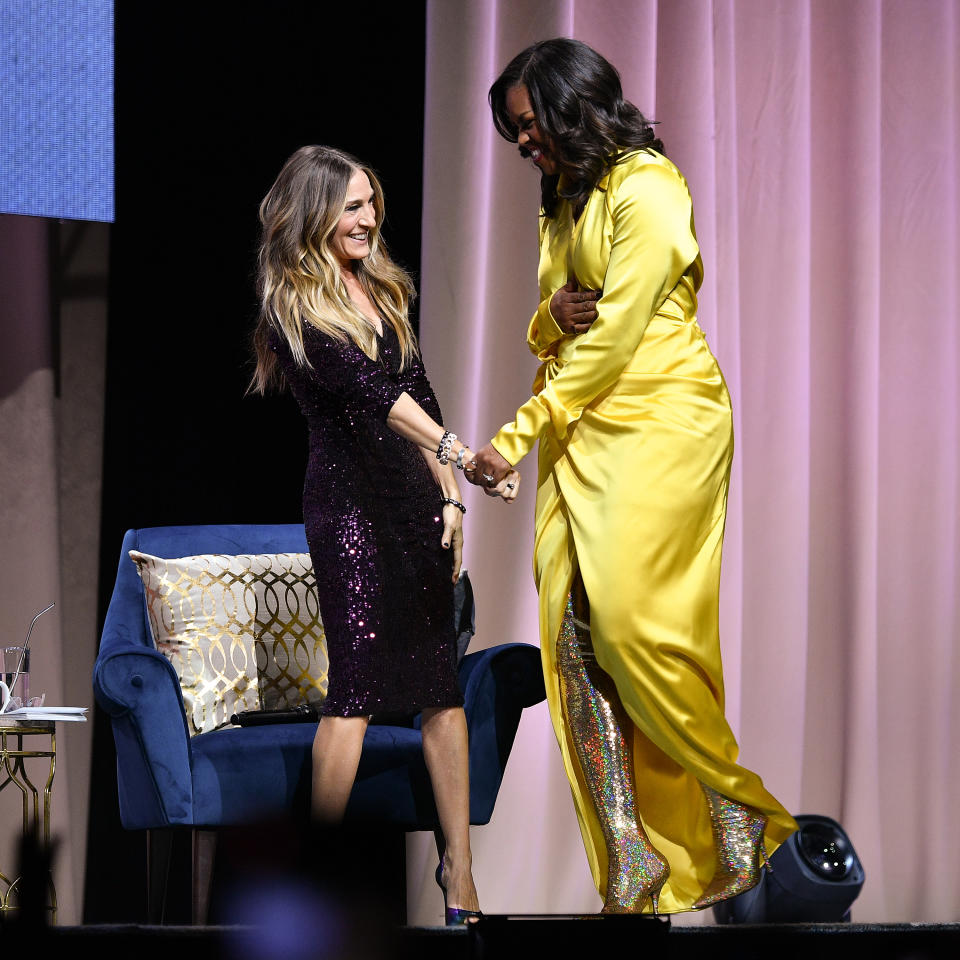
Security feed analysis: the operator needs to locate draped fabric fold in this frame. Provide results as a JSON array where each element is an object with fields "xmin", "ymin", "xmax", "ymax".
[{"xmin": 411, "ymin": 0, "xmax": 960, "ymax": 924}]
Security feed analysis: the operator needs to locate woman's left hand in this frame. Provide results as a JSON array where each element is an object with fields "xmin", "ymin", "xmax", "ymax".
[
  {"xmin": 441, "ymin": 503, "xmax": 464, "ymax": 582},
  {"xmin": 487, "ymin": 469, "xmax": 521, "ymax": 503},
  {"xmin": 465, "ymin": 443, "xmax": 512, "ymax": 488},
  {"xmin": 550, "ymin": 278, "xmax": 600, "ymax": 335}
]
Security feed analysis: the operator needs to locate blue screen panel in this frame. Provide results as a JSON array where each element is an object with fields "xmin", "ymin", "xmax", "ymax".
[{"xmin": 0, "ymin": 0, "xmax": 114, "ymax": 222}]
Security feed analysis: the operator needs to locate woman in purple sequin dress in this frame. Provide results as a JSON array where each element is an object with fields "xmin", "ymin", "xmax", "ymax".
[{"xmin": 249, "ymin": 146, "xmax": 519, "ymax": 923}]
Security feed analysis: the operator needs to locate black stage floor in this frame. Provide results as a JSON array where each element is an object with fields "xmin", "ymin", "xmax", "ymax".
[{"xmin": 3, "ymin": 917, "xmax": 959, "ymax": 960}]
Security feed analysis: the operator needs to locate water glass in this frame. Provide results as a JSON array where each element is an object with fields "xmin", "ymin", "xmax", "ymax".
[{"xmin": 3, "ymin": 645, "xmax": 30, "ymax": 705}]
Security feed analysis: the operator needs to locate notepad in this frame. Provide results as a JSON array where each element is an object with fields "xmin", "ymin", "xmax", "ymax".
[{"xmin": 1, "ymin": 706, "xmax": 88, "ymax": 721}]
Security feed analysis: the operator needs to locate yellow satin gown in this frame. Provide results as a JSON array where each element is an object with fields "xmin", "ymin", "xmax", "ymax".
[{"xmin": 491, "ymin": 149, "xmax": 797, "ymax": 912}]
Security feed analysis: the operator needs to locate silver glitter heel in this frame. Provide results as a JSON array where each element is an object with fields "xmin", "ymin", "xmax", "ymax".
[
  {"xmin": 693, "ymin": 783, "xmax": 769, "ymax": 909},
  {"xmin": 557, "ymin": 583, "xmax": 670, "ymax": 915}
]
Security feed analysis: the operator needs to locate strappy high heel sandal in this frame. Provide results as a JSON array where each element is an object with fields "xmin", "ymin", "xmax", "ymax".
[
  {"xmin": 435, "ymin": 861, "xmax": 482, "ymax": 925},
  {"xmin": 693, "ymin": 783, "xmax": 770, "ymax": 909}
]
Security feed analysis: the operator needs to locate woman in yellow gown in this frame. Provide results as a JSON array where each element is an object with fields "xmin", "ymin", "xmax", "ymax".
[{"xmin": 468, "ymin": 39, "xmax": 797, "ymax": 913}]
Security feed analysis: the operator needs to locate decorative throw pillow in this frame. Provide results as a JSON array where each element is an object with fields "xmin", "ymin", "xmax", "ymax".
[
  {"xmin": 250, "ymin": 553, "xmax": 328, "ymax": 711},
  {"xmin": 129, "ymin": 551, "xmax": 328, "ymax": 736}
]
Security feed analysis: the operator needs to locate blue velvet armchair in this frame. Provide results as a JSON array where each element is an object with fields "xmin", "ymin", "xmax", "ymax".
[{"xmin": 93, "ymin": 524, "xmax": 545, "ymax": 923}]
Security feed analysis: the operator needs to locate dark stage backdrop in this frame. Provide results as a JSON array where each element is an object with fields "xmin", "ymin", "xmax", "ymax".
[{"xmin": 85, "ymin": 2, "xmax": 426, "ymax": 922}]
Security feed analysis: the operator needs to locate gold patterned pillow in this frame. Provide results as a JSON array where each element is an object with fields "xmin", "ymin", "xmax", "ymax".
[
  {"xmin": 250, "ymin": 553, "xmax": 328, "ymax": 712},
  {"xmin": 129, "ymin": 551, "xmax": 328, "ymax": 736}
]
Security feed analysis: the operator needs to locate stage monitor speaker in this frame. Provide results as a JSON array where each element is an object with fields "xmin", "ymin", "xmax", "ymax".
[{"xmin": 712, "ymin": 813, "xmax": 865, "ymax": 924}]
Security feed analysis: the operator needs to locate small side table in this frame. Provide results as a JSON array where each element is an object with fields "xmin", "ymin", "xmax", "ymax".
[{"xmin": 0, "ymin": 717, "xmax": 57, "ymax": 923}]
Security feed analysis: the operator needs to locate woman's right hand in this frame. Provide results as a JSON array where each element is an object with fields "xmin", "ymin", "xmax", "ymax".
[{"xmin": 550, "ymin": 278, "xmax": 600, "ymax": 335}]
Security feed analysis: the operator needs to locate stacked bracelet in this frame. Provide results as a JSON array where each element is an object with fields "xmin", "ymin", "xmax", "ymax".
[
  {"xmin": 441, "ymin": 497, "xmax": 466, "ymax": 514},
  {"xmin": 437, "ymin": 431, "xmax": 457, "ymax": 465}
]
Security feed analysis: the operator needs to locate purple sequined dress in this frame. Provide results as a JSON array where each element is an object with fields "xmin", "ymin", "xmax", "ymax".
[{"xmin": 270, "ymin": 322, "xmax": 462, "ymax": 717}]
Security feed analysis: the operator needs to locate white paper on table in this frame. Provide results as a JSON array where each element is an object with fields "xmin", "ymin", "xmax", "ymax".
[{"xmin": 1, "ymin": 706, "xmax": 88, "ymax": 721}]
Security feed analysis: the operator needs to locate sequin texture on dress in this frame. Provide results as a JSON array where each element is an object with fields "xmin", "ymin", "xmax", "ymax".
[{"xmin": 271, "ymin": 322, "xmax": 462, "ymax": 717}]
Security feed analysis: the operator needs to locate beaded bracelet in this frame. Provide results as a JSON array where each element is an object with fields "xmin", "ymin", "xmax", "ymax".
[
  {"xmin": 437, "ymin": 431, "xmax": 457, "ymax": 465},
  {"xmin": 441, "ymin": 497, "xmax": 466, "ymax": 514}
]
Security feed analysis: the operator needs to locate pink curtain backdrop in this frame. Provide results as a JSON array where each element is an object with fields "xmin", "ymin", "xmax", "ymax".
[{"xmin": 408, "ymin": 0, "xmax": 960, "ymax": 925}]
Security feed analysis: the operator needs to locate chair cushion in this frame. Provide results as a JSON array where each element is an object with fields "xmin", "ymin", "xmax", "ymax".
[
  {"xmin": 189, "ymin": 722, "xmax": 432, "ymax": 826},
  {"xmin": 130, "ymin": 550, "xmax": 328, "ymax": 735}
]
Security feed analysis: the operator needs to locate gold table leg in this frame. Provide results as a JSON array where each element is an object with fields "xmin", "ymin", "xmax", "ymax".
[{"xmin": 0, "ymin": 721, "xmax": 58, "ymax": 924}]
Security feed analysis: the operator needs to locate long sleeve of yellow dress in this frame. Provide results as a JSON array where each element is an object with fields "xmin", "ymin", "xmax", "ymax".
[
  {"xmin": 491, "ymin": 161, "xmax": 698, "ymax": 466},
  {"xmin": 490, "ymin": 151, "xmax": 797, "ymax": 913},
  {"xmin": 527, "ymin": 295, "xmax": 565, "ymax": 356},
  {"xmin": 523, "ymin": 226, "xmax": 566, "ymax": 391}
]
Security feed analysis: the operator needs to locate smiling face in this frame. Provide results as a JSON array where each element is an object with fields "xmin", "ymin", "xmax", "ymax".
[
  {"xmin": 505, "ymin": 83, "xmax": 559, "ymax": 176},
  {"xmin": 330, "ymin": 168, "xmax": 377, "ymax": 269}
]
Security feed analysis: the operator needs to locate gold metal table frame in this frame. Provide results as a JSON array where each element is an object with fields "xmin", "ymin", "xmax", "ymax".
[{"xmin": 0, "ymin": 717, "xmax": 57, "ymax": 923}]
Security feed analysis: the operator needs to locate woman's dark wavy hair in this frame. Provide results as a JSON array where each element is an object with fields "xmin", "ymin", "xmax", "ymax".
[{"xmin": 489, "ymin": 38, "xmax": 664, "ymax": 218}]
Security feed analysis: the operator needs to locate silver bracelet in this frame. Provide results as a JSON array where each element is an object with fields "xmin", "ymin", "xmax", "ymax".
[
  {"xmin": 437, "ymin": 431, "xmax": 457, "ymax": 465},
  {"xmin": 455, "ymin": 446, "xmax": 470, "ymax": 470},
  {"xmin": 441, "ymin": 496, "xmax": 466, "ymax": 514}
]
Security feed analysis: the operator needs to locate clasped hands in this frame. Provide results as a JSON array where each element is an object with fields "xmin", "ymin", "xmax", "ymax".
[
  {"xmin": 459, "ymin": 280, "xmax": 599, "ymax": 502},
  {"xmin": 463, "ymin": 443, "xmax": 518, "ymax": 501}
]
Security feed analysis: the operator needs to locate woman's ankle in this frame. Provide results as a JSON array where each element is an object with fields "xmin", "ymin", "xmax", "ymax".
[{"xmin": 442, "ymin": 848, "xmax": 473, "ymax": 873}]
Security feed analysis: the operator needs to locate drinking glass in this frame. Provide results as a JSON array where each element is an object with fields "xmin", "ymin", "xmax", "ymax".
[{"xmin": 3, "ymin": 645, "xmax": 29, "ymax": 707}]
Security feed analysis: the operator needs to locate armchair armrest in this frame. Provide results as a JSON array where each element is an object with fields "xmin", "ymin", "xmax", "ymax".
[
  {"xmin": 93, "ymin": 645, "xmax": 195, "ymax": 829},
  {"xmin": 458, "ymin": 643, "xmax": 545, "ymax": 824}
]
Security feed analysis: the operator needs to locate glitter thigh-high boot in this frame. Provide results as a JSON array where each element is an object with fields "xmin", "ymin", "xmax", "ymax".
[
  {"xmin": 692, "ymin": 783, "xmax": 770, "ymax": 908},
  {"xmin": 556, "ymin": 576, "xmax": 670, "ymax": 914}
]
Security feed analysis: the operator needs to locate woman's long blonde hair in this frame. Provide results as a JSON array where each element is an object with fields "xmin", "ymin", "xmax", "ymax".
[{"xmin": 249, "ymin": 145, "xmax": 418, "ymax": 394}]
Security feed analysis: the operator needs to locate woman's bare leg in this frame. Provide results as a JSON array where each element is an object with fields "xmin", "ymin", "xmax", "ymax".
[
  {"xmin": 420, "ymin": 706, "xmax": 480, "ymax": 915},
  {"xmin": 311, "ymin": 715, "xmax": 370, "ymax": 823}
]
